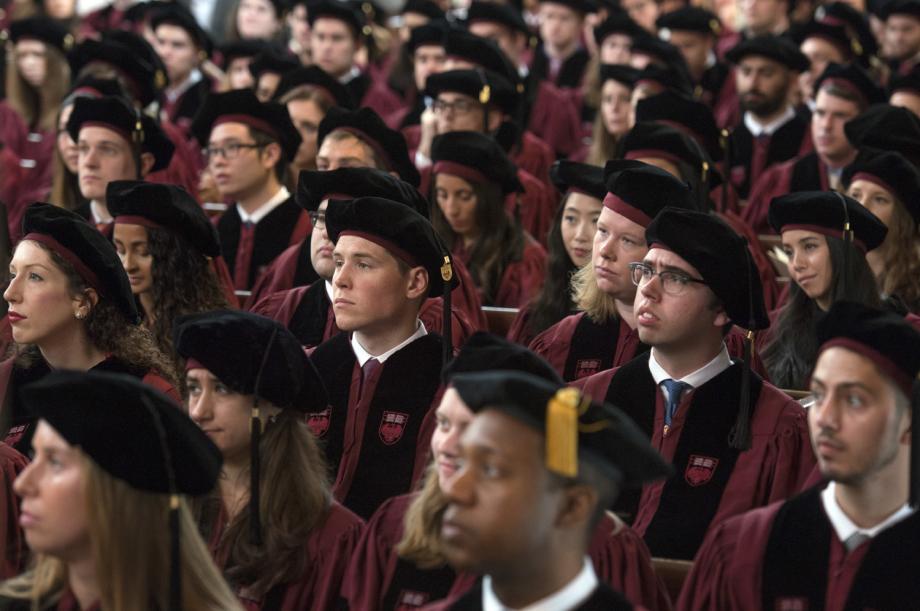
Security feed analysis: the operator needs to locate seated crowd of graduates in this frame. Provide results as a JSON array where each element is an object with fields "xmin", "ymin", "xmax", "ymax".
[{"xmin": 0, "ymin": 0, "xmax": 919, "ymax": 607}]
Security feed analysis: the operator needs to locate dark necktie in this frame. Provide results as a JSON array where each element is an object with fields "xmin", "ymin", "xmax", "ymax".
[
  {"xmin": 358, "ymin": 358, "xmax": 380, "ymax": 402},
  {"xmin": 661, "ymin": 379, "xmax": 692, "ymax": 432},
  {"xmin": 233, "ymin": 221, "xmax": 255, "ymax": 290}
]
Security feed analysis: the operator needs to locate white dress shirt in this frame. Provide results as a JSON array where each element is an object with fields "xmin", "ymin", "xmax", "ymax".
[
  {"xmin": 648, "ymin": 344, "xmax": 732, "ymax": 404},
  {"xmin": 349, "ymin": 320, "xmax": 428, "ymax": 366},
  {"xmin": 821, "ymin": 482, "xmax": 915, "ymax": 546},
  {"xmin": 482, "ymin": 558, "xmax": 598, "ymax": 611},
  {"xmin": 237, "ymin": 186, "xmax": 290, "ymax": 225}
]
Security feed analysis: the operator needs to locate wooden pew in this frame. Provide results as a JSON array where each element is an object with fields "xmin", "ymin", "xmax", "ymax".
[
  {"xmin": 652, "ymin": 557, "xmax": 694, "ymax": 605},
  {"xmin": 481, "ymin": 306, "xmax": 519, "ymax": 337}
]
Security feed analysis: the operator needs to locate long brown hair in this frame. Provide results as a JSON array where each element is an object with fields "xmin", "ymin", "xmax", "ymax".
[
  {"xmin": 197, "ymin": 410, "xmax": 332, "ymax": 599},
  {"xmin": 430, "ymin": 178, "xmax": 525, "ymax": 305},
  {"xmin": 874, "ymin": 200, "xmax": 920, "ymax": 312},
  {"xmin": 143, "ymin": 227, "xmax": 229, "ymax": 364},
  {"xmin": 5, "ymin": 43, "xmax": 70, "ymax": 131},
  {"xmin": 0, "ymin": 455, "xmax": 243, "ymax": 611},
  {"xmin": 395, "ymin": 467, "xmax": 449, "ymax": 569},
  {"xmin": 13, "ymin": 242, "xmax": 177, "ymax": 387}
]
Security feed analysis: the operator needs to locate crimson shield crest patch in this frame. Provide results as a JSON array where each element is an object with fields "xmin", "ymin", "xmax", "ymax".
[
  {"xmin": 685, "ymin": 454, "xmax": 719, "ymax": 487},
  {"xmin": 306, "ymin": 408, "xmax": 331, "ymax": 438},
  {"xmin": 380, "ymin": 411, "xmax": 409, "ymax": 445}
]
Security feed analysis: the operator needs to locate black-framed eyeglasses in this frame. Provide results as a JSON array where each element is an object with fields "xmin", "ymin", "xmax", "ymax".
[
  {"xmin": 308, "ymin": 211, "xmax": 326, "ymax": 228},
  {"xmin": 432, "ymin": 98, "xmax": 477, "ymax": 115},
  {"xmin": 203, "ymin": 142, "xmax": 264, "ymax": 162},
  {"xmin": 628, "ymin": 262, "xmax": 707, "ymax": 296}
]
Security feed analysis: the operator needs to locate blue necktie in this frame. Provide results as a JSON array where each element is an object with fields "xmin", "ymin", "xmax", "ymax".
[{"xmin": 661, "ymin": 379, "xmax": 691, "ymax": 428}]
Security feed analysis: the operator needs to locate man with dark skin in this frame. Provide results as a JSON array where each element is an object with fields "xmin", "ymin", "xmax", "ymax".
[{"xmin": 426, "ymin": 371, "xmax": 670, "ymax": 610}]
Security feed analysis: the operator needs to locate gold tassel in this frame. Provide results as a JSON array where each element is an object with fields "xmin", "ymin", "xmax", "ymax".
[{"xmin": 546, "ymin": 388, "xmax": 580, "ymax": 477}]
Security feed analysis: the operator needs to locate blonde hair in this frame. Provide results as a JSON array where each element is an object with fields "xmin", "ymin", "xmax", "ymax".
[
  {"xmin": 5, "ymin": 43, "xmax": 70, "ymax": 132},
  {"xmin": 394, "ymin": 467, "xmax": 449, "ymax": 569},
  {"xmin": 0, "ymin": 455, "xmax": 242, "ymax": 611},
  {"xmin": 572, "ymin": 262, "xmax": 619, "ymax": 323}
]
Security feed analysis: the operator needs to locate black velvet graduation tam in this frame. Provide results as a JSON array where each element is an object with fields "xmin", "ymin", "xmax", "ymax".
[
  {"xmin": 247, "ymin": 48, "xmax": 300, "ymax": 80},
  {"xmin": 815, "ymin": 1, "xmax": 878, "ymax": 58},
  {"xmin": 66, "ymin": 96, "xmax": 175, "ymax": 172},
  {"xmin": 466, "ymin": 1, "xmax": 529, "ymax": 34},
  {"xmin": 22, "ymin": 370, "xmax": 221, "ymax": 495},
  {"xmin": 430, "ymin": 130, "xmax": 523, "ymax": 196},
  {"xmin": 308, "ymin": 0, "xmax": 370, "ymax": 36},
  {"xmin": 634, "ymin": 62, "xmax": 694, "ymax": 97},
  {"xmin": 599, "ymin": 63, "xmax": 640, "ymax": 87},
  {"xmin": 725, "ymin": 34, "xmax": 810, "ymax": 72},
  {"xmin": 218, "ymin": 39, "xmax": 272, "ymax": 67},
  {"xmin": 879, "ymin": 0, "xmax": 920, "ymax": 19},
  {"xmin": 425, "ymin": 68, "xmax": 519, "ymax": 115},
  {"xmin": 844, "ymin": 104, "xmax": 920, "ymax": 159},
  {"xmin": 842, "ymin": 151, "xmax": 920, "ymax": 225},
  {"xmin": 69, "ymin": 31, "xmax": 168, "ymax": 108},
  {"xmin": 317, "ymin": 106, "xmax": 421, "ymax": 186},
  {"xmin": 768, "ymin": 191, "xmax": 888, "ymax": 252},
  {"xmin": 444, "ymin": 28, "xmax": 521, "ymax": 86},
  {"xmin": 190, "ymin": 89, "xmax": 302, "ymax": 162},
  {"xmin": 889, "ymin": 65, "xmax": 920, "ymax": 96},
  {"xmin": 656, "ymin": 6, "xmax": 721, "ymax": 35},
  {"xmin": 408, "ymin": 21, "xmax": 448, "ymax": 54},
  {"xmin": 107, "ymin": 180, "xmax": 222, "ymax": 258},
  {"xmin": 635, "ymin": 91, "xmax": 723, "ymax": 161},
  {"xmin": 630, "ymin": 33, "xmax": 691, "ymax": 73},
  {"xmin": 9, "ymin": 16, "xmax": 74, "ymax": 52},
  {"xmin": 617, "ymin": 121, "xmax": 720, "ymax": 190},
  {"xmin": 593, "ymin": 12, "xmax": 645, "ymax": 45},
  {"xmin": 403, "ymin": 0, "xmax": 443, "ymax": 19},
  {"xmin": 443, "ymin": 331, "xmax": 563, "ymax": 383},
  {"xmin": 64, "ymin": 75, "xmax": 127, "ymax": 102},
  {"xmin": 550, "ymin": 160, "xmax": 606, "ymax": 200},
  {"xmin": 296, "ymin": 167, "xmax": 429, "ymax": 216},
  {"xmin": 325, "ymin": 196, "xmax": 458, "ymax": 298},
  {"xmin": 793, "ymin": 21, "xmax": 861, "ymax": 61},
  {"xmin": 603, "ymin": 159, "xmax": 694, "ymax": 227},
  {"xmin": 813, "ymin": 62, "xmax": 886, "ymax": 106},
  {"xmin": 272, "ymin": 65, "xmax": 355, "ymax": 108},
  {"xmin": 21, "ymin": 203, "xmax": 140, "ymax": 324},
  {"xmin": 537, "ymin": 0, "xmax": 597, "ymax": 15},
  {"xmin": 815, "ymin": 300, "xmax": 920, "ymax": 506},
  {"xmin": 451, "ymin": 370, "xmax": 672, "ymax": 485},
  {"xmin": 149, "ymin": 3, "xmax": 213, "ymax": 55},
  {"xmin": 174, "ymin": 309, "xmax": 328, "ymax": 411},
  {"xmin": 646, "ymin": 207, "xmax": 769, "ymax": 330}
]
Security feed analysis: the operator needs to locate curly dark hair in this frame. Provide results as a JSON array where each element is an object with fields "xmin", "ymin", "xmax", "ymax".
[
  {"xmin": 523, "ymin": 198, "xmax": 578, "ymax": 339},
  {"xmin": 144, "ymin": 227, "xmax": 229, "ymax": 362},
  {"xmin": 15, "ymin": 242, "xmax": 178, "ymax": 386}
]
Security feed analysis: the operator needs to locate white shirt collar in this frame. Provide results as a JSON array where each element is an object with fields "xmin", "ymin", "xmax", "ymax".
[
  {"xmin": 349, "ymin": 320, "xmax": 427, "ymax": 366},
  {"xmin": 820, "ymin": 482, "xmax": 915, "ymax": 544},
  {"xmin": 237, "ymin": 186, "xmax": 290, "ymax": 225},
  {"xmin": 743, "ymin": 104, "xmax": 796, "ymax": 137},
  {"xmin": 164, "ymin": 68, "xmax": 202, "ymax": 103},
  {"xmin": 648, "ymin": 345, "xmax": 732, "ymax": 401},
  {"xmin": 90, "ymin": 200, "xmax": 112, "ymax": 225},
  {"xmin": 482, "ymin": 558, "xmax": 598, "ymax": 611},
  {"xmin": 338, "ymin": 65, "xmax": 362, "ymax": 84},
  {"xmin": 324, "ymin": 280, "xmax": 334, "ymax": 302}
]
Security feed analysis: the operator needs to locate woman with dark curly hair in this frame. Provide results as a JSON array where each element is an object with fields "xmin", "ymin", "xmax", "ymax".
[
  {"xmin": 762, "ymin": 191, "xmax": 885, "ymax": 390},
  {"xmin": 176, "ymin": 310, "xmax": 364, "ymax": 610},
  {"xmin": 430, "ymin": 131, "xmax": 546, "ymax": 309},
  {"xmin": 843, "ymin": 151, "xmax": 920, "ymax": 313},
  {"xmin": 0, "ymin": 203, "xmax": 178, "ymax": 456},
  {"xmin": 508, "ymin": 161, "xmax": 603, "ymax": 346},
  {"xmin": 107, "ymin": 181, "xmax": 233, "ymax": 363}
]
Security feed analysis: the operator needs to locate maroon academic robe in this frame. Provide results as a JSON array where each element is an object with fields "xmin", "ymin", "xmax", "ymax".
[
  {"xmin": 0, "ymin": 589, "xmax": 103, "ymax": 611},
  {"xmin": 727, "ymin": 111, "xmax": 813, "ymax": 200},
  {"xmin": 743, "ymin": 152, "xmax": 830, "ymax": 235},
  {"xmin": 575, "ymin": 354, "xmax": 815, "ymax": 560},
  {"xmin": 308, "ymin": 333, "xmax": 446, "ymax": 519},
  {"xmin": 677, "ymin": 486, "xmax": 920, "ymax": 611},
  {"xmin": 0, "ymin": 356, "xmax": 179, "ymax": 456},
  {"xmin": 146, "ymin": 119, "xmax": 204, "ymax": 198},
  {"xmin": 342, "ymin": 493, "xmax": 670, "ymax": 611},
  {"xmin": 247, "ymin": 237, "xmax": 488, "ymax": 331},
  {"xmin": 251, "ymin": 279, "xmax": 478, "ymax": 350},
  {"xmin": 0, "ymin": 443, "xmax": 28, "ymax": 579},
  {"xmin": 209, "ymin": 502, "xmax": 364, "ymax": 611},
  {"xmin": 452, "ymin": 238, "xmax": 547, "ymax": 309},
  {"xmin": 718, "ymin": 211, "xmax": 781, "ymax": 312},
  {"xmin": 527, "ymin": 80, "xmax": 583, "ymax": 158}
]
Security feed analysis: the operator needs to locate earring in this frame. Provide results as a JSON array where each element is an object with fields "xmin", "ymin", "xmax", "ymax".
[{"xmin": 75, "ymin": 311, "xmax": 85, "ymax": 320}]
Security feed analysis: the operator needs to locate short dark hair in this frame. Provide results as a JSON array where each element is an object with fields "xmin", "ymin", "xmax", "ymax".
[{"xmin": 248, "ymin": 125, "xmax": 288, "ymax": 183}]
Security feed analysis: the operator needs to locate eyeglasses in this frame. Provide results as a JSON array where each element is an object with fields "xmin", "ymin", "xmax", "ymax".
[
  {"xmin": 628, "ymin": 262, "xmax": 707, "ymax": 296},
  {"xmin": 308, "ymin": 211, "xmax": 326, "ymax": 228},
  {"xmin": 432, "ymin": 98, "xmax": 477, "ymax": 115},
  {"xmin": 203, "ymin": 142, "xmax": 264, "ymax": 162}
]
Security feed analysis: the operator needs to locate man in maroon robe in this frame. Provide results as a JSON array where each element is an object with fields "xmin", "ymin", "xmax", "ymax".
[
  {"xmin": 251, "ymin": 167, "xmax": 479, "ymax": 348},
  {"xmin": 881, "ymin": 0, "xmax": 920, "ymax": 76},
  {"xmin": 678, "ymin": 302, "xmax": 920, "ymax": 610},
  {"xmin": 529, "ymin": 0, "xmax": 594, "ymax": 90},
  {"xmin": 308, "ymin": 197, "xmax": 458, "ymax": 520},
  {"xmin": 743, "ymin": 63, "xmax": 884, "ymax": 234},
  {"xmin": 530, "ymin": 161, "xmax": 696, "ymax": 382},
  {"xmin": 577, "ymin": 208, "xmax": 814, "ymax": 560},
  {"xmin": 191, "ymin": 89, "xmax": 311, "ymax": 291},
  {"xmin": 422, "ymin": 370, "xmax": 671, "ymax": 610},
  {"xmin": 724, "ymin": 35, "xmax": 813, "ymax": 200}
]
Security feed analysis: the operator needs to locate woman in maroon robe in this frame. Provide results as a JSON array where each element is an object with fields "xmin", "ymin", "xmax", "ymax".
[
  {"xmin": 0, "ymin": 443, "xmax": 28, "ymax": 580},
  {"xmin": 176, "ymin": 310, "xmax": 364, "ymax": 611},
  {"xmin": 429, "ymin": 132, "xmax": 547, "ymax": 309},
  {"xmin": 341, "ymin": 333, "xmax": 670, "ymax": 611}
]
